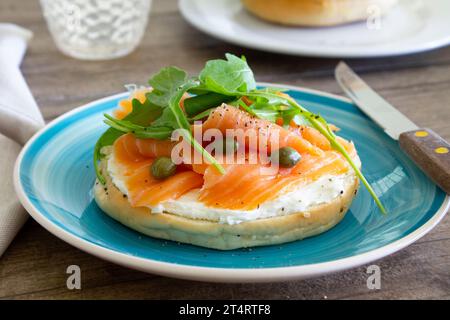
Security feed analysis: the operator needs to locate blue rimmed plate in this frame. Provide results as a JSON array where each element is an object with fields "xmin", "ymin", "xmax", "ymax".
[{"xmin": 14, "ymin": 84, "xmax": 449, "ymax": 282}]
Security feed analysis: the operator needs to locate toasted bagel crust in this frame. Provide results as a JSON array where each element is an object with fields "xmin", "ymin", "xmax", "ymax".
[
  {"xmin": 94, "ymin": 159, "xmax": 359, "ymax": 250},
  {"xmin": 241, "ymin": 0, "xmax": 398, "ymax": 26}
]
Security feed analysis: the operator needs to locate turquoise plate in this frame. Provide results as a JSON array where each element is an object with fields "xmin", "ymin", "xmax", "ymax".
[{"xmin": 14, "ymin": 84, "xmax": 449, "ymax": 282}]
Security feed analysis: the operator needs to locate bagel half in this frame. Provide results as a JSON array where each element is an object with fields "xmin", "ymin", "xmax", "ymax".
[
  {"xmin": 241, "ymin": 0, "xmax": 398, "ymax": 26},
  {"xmin": 94, "ymin": 159, "xmax": 359, "ymax": 250}
]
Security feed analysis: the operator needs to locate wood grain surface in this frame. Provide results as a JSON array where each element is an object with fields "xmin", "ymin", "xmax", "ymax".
[{"xmin": 0, "ymin": 0, "xmax": 449, "ymax": 300}]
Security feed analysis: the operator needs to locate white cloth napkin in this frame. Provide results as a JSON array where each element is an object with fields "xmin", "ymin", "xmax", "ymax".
[{"xmin": 0, "ymin": 24, "xmax": 45, "ymax": 257}]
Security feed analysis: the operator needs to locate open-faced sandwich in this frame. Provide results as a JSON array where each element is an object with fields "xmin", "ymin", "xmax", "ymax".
[
  {"xmin": 93, "ymin": 54, "xmax": 385, "ymax": 250},
  {"xmin": 242, "ymin": 0, "xmax": 398, "ymax": 27}
]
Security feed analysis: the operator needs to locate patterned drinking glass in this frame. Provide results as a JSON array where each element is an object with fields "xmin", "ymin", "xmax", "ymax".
[{"xmin": 40, "ymin": 0, "xmax": 152, "ymax": 60}]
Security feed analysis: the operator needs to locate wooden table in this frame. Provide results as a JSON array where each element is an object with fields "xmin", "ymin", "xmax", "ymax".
[{"xmin": 1, "ymin": 0, "xmax": 449, "ymax": 300}]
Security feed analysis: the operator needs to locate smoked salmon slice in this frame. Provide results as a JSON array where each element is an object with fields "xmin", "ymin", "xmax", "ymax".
[
  {"xmin": 197, "ymin": 150, "xmax": 349, "ymax": 210},
  {"xmin": 290, "ymin": 125, "xmax": 356, "ymax": 155},
  {"xmin": 135, "ymin": 138, "xmax": 176, "ymax": 158},
  {"xmin": 113, "ymin": 134, "xmax": 203, "ymax": 207},
  {"xmin": 201, "ymin": 104, "xmax": 323, "ymax": 156},
  {"xmin": 294, "ymin": 126, "xmax": 332, "ymax": 150}
]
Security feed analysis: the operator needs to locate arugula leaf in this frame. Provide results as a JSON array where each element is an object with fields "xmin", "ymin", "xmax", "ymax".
[
  {"xmin": 93, "ymin": 97, "xmax": 163, "ymax": 184},
  {"xmin": 167, "ymin": 80, "xmax": 198, "ymax": 130},
  {"xmin": 104, "ymin": 114, "xmax": 145, "ymax": 131},
  {"xmin": 151, "ymin": 108, "xmax": 178, "ymax": 128},
  {"xmin": 236, "ymin": 98, "xmax": 283, "ymax": 123},
  {"xmin": 253, "ymin": 87, "xmax": 288, "ymax": 105},
  {"xmin": 103, "ymin": 114, "xmax": 172, "ymax": 140},
  {"xmin": 166, "ymin": 80, "xmax": 226, "ymax": 174},
  {"xmin": 199, "ymin": 53, "xmax": 256, "ymax": 95},
  {"xmin": 252, "ymin": 109, "xmax": 279, "ymax": 122},
  {"xmin": 133, "ymin": 127, "xmax": 173, "ymax": 140},
  {"xmin": 151, "ymin": 77, "xmax": 199, "ymax": 129},
  {"xmin": 237, "ymin": 99, "xmax": 258, "ymax": 117},
  {"xmin": 184, "ymin": 92, "xmax": 234, "ymax": 117},
  {"xmin": 237, "ymin": 94, "xmax": 306, "ymax": 127},
  {"xmin": 127, "ymin": 98, "xmax": 164, "ymax": 126},
  {"xmin": 93, "ymin": 128, "xmax": 123, "ymax": 184},
  {"xmin": 280, "ymin": 109, "xmax": 297, "ymax": 128},
  {"xmin": 147, "ymin": 67, "xmax": 188, "ymax": 107},
  {"xmin": 188, "ymin": 108, "xmax": 216, "ymax": 122}
]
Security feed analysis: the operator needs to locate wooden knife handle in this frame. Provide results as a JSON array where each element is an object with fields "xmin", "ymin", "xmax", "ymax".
[{"xmin": 399, "ymin": 129, "xmax": 450, "ymax": 194}]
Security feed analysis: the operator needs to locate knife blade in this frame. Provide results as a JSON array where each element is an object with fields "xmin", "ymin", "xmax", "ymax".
[
  {"xmin": 335, "ymin": 62, "xmax": 418, "ymax": 140},
  {"xmin": 335, "ymin": 62, "xmax": 450, "ymax": 194}
]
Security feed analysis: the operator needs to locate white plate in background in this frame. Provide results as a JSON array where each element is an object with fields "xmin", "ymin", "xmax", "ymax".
[{"xmin": 179, "ymin": 0, "xmax": 450, "ymax": 58}]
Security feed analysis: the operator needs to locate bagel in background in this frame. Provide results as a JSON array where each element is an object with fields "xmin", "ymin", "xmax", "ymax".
[{"xmin": 241, "ymin": 0, "xmax": 398, "ymax": 27}]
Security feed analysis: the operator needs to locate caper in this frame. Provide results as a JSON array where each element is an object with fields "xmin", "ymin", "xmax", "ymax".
[
  {"xmin": 271, "ymin": 147, "xmax": 301, "ymax": 168},
  {"xmin": 151, "ymin": 157, "xmax": 177, "ymax": 180}
]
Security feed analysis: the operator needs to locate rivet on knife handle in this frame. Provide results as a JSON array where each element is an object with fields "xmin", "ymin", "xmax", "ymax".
[{"xmin": 399, "ymin": 129, "xmax": 450, "ymax": 194}]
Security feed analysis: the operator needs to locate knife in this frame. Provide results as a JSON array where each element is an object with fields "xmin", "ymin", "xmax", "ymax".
[{"xmin": 335, "ymin": 62, "xmax": 450, "ymax": 195}]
